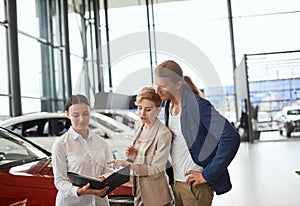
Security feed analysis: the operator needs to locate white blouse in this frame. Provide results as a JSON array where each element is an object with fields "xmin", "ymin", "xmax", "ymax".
[
  {"xmin": 169, "ymin": 112, "xmax": 203, "ymax": 182},
  {"xmin": 52, "ymin": 127, "xmax": 113, "ymax": 206}
]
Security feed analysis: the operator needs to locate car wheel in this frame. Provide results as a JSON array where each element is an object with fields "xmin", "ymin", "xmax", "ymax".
[{"xmin": 286, "ymin": 130, "xmax": 292, "ymax": 138}]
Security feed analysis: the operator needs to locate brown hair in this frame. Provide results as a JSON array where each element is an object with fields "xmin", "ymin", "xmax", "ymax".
[
  {"xmin": 135, "ymin": 86, "xmax": 162, "ymax": 107},
  {"xmin": 154, "ymin": 60, "xmax": 205, "ymax": 98},
  {"xmin": 65, "ymin": 94, "xmax": 90, "ymax": 111},
  {"xmin": 154, "ymin": 60, "xmax": 183, "ymax": 83}
]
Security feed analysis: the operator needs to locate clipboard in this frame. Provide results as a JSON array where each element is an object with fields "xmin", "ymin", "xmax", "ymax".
[{"xmin": 67, "ymin": 165, "xmax": 130, "ymax": 197}]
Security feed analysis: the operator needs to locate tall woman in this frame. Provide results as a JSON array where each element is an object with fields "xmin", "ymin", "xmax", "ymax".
[
  {"xmin": 52, "ymin": 94, "xmax": 112, "ymax": 206},
  {"xmin": 154, "ymin": 60, "xmax": 240, "ymax": 205},
  {"xmin": 110, "ymin": 87, "xmax": 173, "ymax": 206}
]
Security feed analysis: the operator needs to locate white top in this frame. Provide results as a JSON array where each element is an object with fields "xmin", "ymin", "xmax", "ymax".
[
  {"xmin": 169, "ymin": 112, "xmax": 203, "ymax": 182},
  {"xmin": 52, "ymin": 127, "xmax": 113, "ymax": 206}
]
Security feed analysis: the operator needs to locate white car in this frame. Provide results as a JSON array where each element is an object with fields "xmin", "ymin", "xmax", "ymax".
[
  {"xmin": 94, "ymin": 109, "xmax": 139, "ymax": 129},
  {"xmin": 95, "ymin": 108, "xmax": 166, "ymax": 127},
  {"xmin": 276, "ymin": 105, "xmax": 300, "ymax": 137},
  {"xmin": 91, "ymin": 112, "xmax": 135, "ymax": 153},
  {"xmin": 0, "ymin": 112, "xmax": 134, "ymax": 156}
]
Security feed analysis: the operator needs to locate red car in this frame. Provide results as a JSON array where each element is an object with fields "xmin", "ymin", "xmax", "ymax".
[{"xmin": 0, "ymin": 127, "xmax": 133, "ymax": 206}]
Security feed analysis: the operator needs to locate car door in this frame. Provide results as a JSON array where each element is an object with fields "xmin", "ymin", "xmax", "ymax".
[
  {"xmin": 5, "ymin": 118, "xmax": 71, "ymax": 152},
  {"xmin": 5, "ymin": 119, "xmax": 51, "ymax": 151},
  {"xmin": 40, "ymin": 118, "xmax": 71, "ymax": 151}
]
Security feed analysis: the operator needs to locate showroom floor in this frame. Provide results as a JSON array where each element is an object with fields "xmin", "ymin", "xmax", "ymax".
[{"xmin": 212, "ymin": 133, "xmax": 300, "ymax": 206}]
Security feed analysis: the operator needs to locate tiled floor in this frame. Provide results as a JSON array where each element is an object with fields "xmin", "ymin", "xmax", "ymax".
[{"xmin": 212, "ymin": 133, "xmax": 300, "ymax": 206}]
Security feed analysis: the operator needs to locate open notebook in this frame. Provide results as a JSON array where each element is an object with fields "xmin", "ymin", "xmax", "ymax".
[{"xmin": 68, "ymin": 165, "xmax": 130, "ymax": 197}]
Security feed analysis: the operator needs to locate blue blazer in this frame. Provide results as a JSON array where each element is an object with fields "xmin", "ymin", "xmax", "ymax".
[{"xmin": 165, "ymin": 88, "xmax": 240, "ymax": 195}]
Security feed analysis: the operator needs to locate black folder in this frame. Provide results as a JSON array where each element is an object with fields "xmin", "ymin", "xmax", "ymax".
[{"xmin": 67, "ymin": 165, "xmax": 130, "ymax": 197}]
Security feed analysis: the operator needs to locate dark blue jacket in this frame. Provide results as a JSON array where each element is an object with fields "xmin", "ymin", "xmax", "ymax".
[{"xmin": 165, "ymin": 88, "xmax": 240, "ymax": 195}]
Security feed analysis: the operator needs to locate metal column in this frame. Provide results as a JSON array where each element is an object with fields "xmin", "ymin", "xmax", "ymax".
[
  {"xmin": 61, "ymin": 0, "xmax": 72, "ymax": 99},
  {"xmin": 150, "ymin": 0, "xmax": 157, "ymax": 67},
  {"xmin": 227, "ymin": 0, "xmax": 238, "ymax": 124},
  {"xmin": 80, "ymin": 2, "xmax": 91, "ymax": 99},
  {"xmin": 104, "ymin": 0, "xmax": 112, "ymax": 91},
  {"xmin": 6, "ymin": 0, "xmax": 22, "ymax": 116},
  {"xmin": 93, "ymin": 0, "xmax": 104, "ymax": 92},
  {"xmin": 145, "ymin": 0, "xmax": 154, "ymax": 84}
]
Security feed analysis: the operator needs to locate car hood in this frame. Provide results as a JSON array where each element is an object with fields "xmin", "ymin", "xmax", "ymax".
[{"xmin": 3, "ymin": 157, "xmax": 55, "ymax": 189}]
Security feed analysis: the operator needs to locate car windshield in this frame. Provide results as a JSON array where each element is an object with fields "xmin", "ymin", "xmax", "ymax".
[
  {"xmin": 287, "ymin": 109, "xmax": 300, "ymax": 115},
  {"xmin": 96, "ymin": 110, "xmax": 138, "ymax": 129},
  {"xmin": 91, "ymin": 116, "xmax": 124, "ymax": 132},
  {"xmin": 0, "ymin": 128, "xmax": 48, "ymax": 169}
]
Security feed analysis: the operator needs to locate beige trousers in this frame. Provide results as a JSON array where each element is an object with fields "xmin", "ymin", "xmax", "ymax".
[
  {"xmin": 134, "ymin": 177, "xmax": 173, "ymax": 206},
  {"xmin": 173, "ymin": 181, "xmax": 214, "ymax": 206}
]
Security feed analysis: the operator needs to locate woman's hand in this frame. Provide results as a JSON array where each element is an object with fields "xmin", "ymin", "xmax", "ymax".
[
  {"xmin": 77, "ymin": 183, "xmax": 109, "ymax": 197},
  {"xmin": 98, "ymin": 176, "xmax": 105, "ymax": 181},
  {"xmin": 126, "ymin": 145, "xmax": 137, "ymax": 161},
  {"xmin": 185, "ymin": 170, "xmax": 207, "ymax": 188},
  {"xmin": 107, "ymin": 159, "xmax": 131, "ymax": 169}
]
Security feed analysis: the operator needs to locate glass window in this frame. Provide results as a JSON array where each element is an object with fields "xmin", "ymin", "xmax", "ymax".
[
  {"xmin": 0, "ymin": 96, "xmax": 9, "ymax": 117},
  {"xmin": 18, "ymin": 33, "xmax": 43, "ymax": 114},
  {"xmin": 51, "ymin": 2, "xmax": 59, "ymax": 47},
  {"xmin": 0, "ymin": 7, "xmax": 9, "ymax": 117},
  {"xmin": 0, "ymin": 0, "xmax": 4, "ymax": 20},
  {"xmin": 6, "ymin": 119, "xmax": 47, "ymax": 137},
  {"xmin": 0, "ymin": 128, "xmax": 48, "ymax": 169},
  {"xmin": 154, "ymin": 0, "xmax": 231, "ymax": 88},
  {"xmin": 17, "ymin": 0, "xmax": 39, "ymax": 38},
  {"xmin": 68, "ymin": 1, "xmax": 92, "ymax": 96},
  {"xmin": 68, "ymin": 11, "xmax": 84, "ymax": 57},
  {"xmin": 0, "ymin": 26, "xmax": 8, "ymax": 95},
  {"xmin": 48, "ymin": 118, "xmax": 71, "ymax": 136},
  {"xmin": 5, "ymin": 123, "xmax": 21, "ymax": 136},
  {"xmin": 0, "ymin": 137, "xmax": 31, "ymax": 164},
  {"xmin": 21, "ymin": 98, "xmax": 41, "ymax": 114},
  {"xmin": 287, "ymin": 109, "xmax": 300, "ymax": 115},
  {"xmin": 105, "ymin": 4, "xmax": 147, "ymax": 39},
  {"xmin": 233, "ymin": 0, "xmax": 300, "ymax": 62},
  {"xmin": 53, "ymin": 48, "xmax": 63, "ymax": 101},
  {"xmin": 18, "ymin": 33, "xmax": 41, "ymax": 98},
  {"xmin": 91, "ymin": 116, "xmax": 124, "ymax": 133},
  {"xmin": 99, "ymin": 4, "xmax": 150, "ymax": 94},
  {"xmin": 291, "ymin": 79, "xmax": 300, "ymax": 89}
]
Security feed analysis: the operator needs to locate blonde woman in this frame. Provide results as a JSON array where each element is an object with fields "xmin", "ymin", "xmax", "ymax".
[{"xmin": 109, "ymin": 87, "xmax": 173, "ymax": 206}]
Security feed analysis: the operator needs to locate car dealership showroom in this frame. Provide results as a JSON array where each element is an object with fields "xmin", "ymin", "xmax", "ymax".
[{"xmin": 1, "ymin": 0, "xmax": 300, "ymax": 205}]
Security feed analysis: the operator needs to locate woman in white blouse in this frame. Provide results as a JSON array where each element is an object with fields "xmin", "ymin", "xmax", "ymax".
[{"xmin": 52, "ymin": 94, "xmax": 113, "ymax": 206}]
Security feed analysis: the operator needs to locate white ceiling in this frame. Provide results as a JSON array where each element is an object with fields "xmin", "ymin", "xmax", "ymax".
[{"xmin": 68, "ymin": 0, "xmax": 190, "ymax": 12}]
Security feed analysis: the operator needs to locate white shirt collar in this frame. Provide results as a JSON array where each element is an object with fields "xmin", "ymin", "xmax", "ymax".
[{"xmin": 68, "ymin": 126, "xmax": 92, "ymax": 140}]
